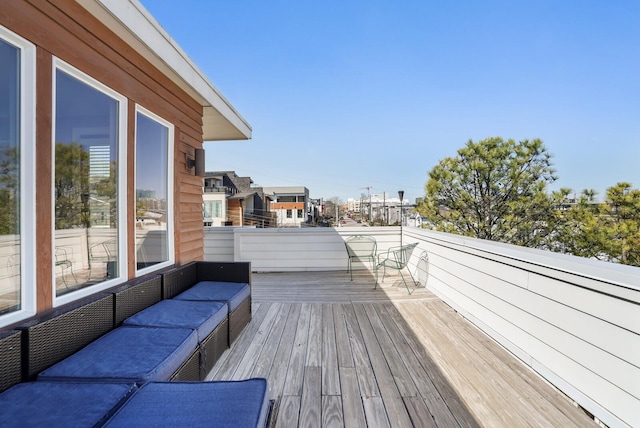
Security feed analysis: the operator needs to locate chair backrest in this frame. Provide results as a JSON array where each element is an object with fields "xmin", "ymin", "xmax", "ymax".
[
  {"xmin": 90, "ymin": 239, "xmax": 117, "ymax": 262},
  {"xmin": 415, "ymin": 250, "xmax": 429, "ymax": 286},
  {"xmin": 390, "ymin": 242, "xmax": 419, "ymax": 268},
  {"xmin": 344, "ymin": 235, "xmax": 377, "ymax": 258}
]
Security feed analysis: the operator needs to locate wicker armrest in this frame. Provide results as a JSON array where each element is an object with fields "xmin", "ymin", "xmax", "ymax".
[{"xmin": 196, "ymin": 262, "xmax": 252, "ymax": 285}]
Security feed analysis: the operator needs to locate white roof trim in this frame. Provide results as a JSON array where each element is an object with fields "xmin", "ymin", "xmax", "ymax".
[{"xmin": 77, "ymin": 0, "xmax": 251, "ymax": 141}]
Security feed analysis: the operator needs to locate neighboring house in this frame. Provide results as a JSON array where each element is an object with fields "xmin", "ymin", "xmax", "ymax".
[
  {"xmin": 203, "ymin": 173, "xmax": 230, "ymax": 227},
  {"xmin": 204, "ymin": 171, "xmax": 275, "ymax": 227},
  {"xmin": 263, "ymin": 187, "xmax": 313, "ymax": 227},
  {"xmin": 0, "ymin": 1, "xmax": 250, "ymax": 328}
]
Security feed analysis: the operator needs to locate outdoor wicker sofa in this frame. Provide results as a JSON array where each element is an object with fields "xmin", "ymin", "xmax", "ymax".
[{"xmin": 0, "ymin": 261, "xmax": 270, "ymax": 427}]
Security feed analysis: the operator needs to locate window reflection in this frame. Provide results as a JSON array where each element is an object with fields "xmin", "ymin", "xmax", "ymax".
[
  {"xmin": 54, "ymin": 69, "xmax": 119, "ymax": 294},
  {"xmin": 135, "ymin": 111, "xmax": 169, "ymax": 270},
  {"xmin": 0, "ymin": 39, "xmax": 20, "ymax": 314}
]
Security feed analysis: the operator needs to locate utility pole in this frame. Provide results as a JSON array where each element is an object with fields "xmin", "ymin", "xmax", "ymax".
[{"xmin": 360, "ymin": 186, "xmax": 371, "ymax": 222}]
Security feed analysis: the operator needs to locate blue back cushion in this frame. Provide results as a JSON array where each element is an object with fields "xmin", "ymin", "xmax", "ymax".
[
  {"xmin": 0, "ymin": 381, "xmax": 136, "ymax": 427},
  {"xmin": 38, "ymin": 327, "xmax": 197, "ymax": 384},
  {"xmin": 104, "ymin": 379, "xmax": 270, "ymax": 428},
  {"xmin": 174, "ymin": 281, "xmax": 250, "ymax": 311},
  {"xmin": 123, "ymin": 299, "xmax": 228, "ymax": 342}
]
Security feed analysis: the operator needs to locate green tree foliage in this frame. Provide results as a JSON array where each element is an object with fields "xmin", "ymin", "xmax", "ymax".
[
  {"xmin": 54, "ymin": 143, "xmax": 117, "ymax": 230},
  {"xmin": 604, "ymin": 183, "xmax": 640, "ymax": 265},
  {"xmin": 0, "ymin": 147, "xmax": 19, "ymax": 235},
  {"xmin": 552, "ymin": 189, "xmax": 607, "ymax": 260},
  {"xmin": 418, "ymin": 137, "xmax": 559, "ymax": 248},
  {"xmin": 54, "ymin": 142, "xmax": 90, "ymax": 229},
  {"xmin": 555, "ymin": 183, "xmax": 640, "ymax": 266}
]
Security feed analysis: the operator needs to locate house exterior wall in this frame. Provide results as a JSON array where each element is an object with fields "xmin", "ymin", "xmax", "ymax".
[{"xmin": 0, "ymin": 0, "xmax": 205, "ymax": 315}]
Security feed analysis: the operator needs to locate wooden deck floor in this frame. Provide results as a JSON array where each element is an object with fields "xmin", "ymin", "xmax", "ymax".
[{"xmin": 207, "ymin": 270, "xmax": 595, "ymax": 427}]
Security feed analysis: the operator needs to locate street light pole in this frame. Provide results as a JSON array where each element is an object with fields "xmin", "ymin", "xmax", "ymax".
[{"xmin": 398, "ymin": 190, "xmax": 404, "ymax": 247}]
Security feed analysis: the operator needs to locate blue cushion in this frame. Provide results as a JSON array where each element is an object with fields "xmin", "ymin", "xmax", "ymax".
[
  {"xmin": 38, "ymin": 327, "xmax": 197, "ymax": 384},
  {"xmin": 0, "ymin": 381, "xmax": 136, "ymax": 428},
  {"xmin": 123, "ymin": 300, "xmax": 228, "ymax": 342},
  {"xmin": 104, "ymin": 379, "xmax": 270, "ymax": 428},
  {"xmin": 174, "ymin": 281, "xmax": 250, "ymax": 311}
]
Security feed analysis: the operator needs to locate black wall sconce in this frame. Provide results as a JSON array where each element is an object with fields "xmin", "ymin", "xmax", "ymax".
[{"xmin": 186, "ymin": 148, "xmax": 205, "ymax": 176}]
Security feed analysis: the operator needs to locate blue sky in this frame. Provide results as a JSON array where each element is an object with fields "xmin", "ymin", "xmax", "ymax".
[{"xmin": 141, "ymin": 0, "xmax": 639, "ymax": 203}]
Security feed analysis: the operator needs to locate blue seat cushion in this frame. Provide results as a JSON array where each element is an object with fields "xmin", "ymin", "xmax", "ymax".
[
  {"xmin": 38, "ymin": 327, "xmax": 197, "ymax": 384},
  {"xmin": 104, "ymin": 379, "xmax": 270, "ymax": 428},
  {"xmin": 174, "ymin": 281, "xmax": 250, "ymax": 311},
  {"xmin": 123, "ymin": 300, "xmax": 228, "ymax": 342},
  {"xmin": 0, "ymin": 381, "xmax": 136, "ymax": 428}
]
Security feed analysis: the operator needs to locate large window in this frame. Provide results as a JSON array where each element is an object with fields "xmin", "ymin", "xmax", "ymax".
[
  {"xmin": 0, "ymin": 27, "xmax": 35, "ymax": 324},
  {"xmin": 53, "ymin": 60, "xmax": 126, "ymax": 302},
  {"xmin": 135, "ymin": 107, "xmax": 173, "ymax": 273}
]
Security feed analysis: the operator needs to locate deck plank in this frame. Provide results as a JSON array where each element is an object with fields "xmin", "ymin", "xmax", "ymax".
[
  {"xmin": 322, "ymin": 395, "xmax": 344, "ymax": 428},
  {"xmin": 353, "ymin": 303, "xmax": 414, "ymax": 427},
  {"xmin": 342, "ymin": 304, "xmax": 380, "ymax": 398},
  {"xmin": 322, "ymin": 304, "xmax": 341, "ymax": 396},
  {"xmin": 339, "ymin": 367, "xmax": 367, "ymax": 428},
  {"xmin": 267, "ymin": 304, "xmax": 302, "ymax": 399},
  {"xmin": 283, "ymin": 303, "xmax": 312, "ymax": 396},
  {"xmin": 250, "ymin": 302, "xmax": 290, "ymax": 380},
  {"xmin": 300, "ymin": 366, "xmax": 322, "ymax": 428},
  {"xmin": 276, "ymin": 395, "xmax": 301, "ymax": 428},
  {"xmin": 208, "ymin": 271, "xmax": 596, "ymax": 428}
]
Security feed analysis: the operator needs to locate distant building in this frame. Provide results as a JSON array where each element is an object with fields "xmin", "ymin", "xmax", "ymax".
[
  {"xmin": 263, "ymin": 186, "xmax": 313, "ymax": 227},
  {"xmin": 348, "ymin": 193, "xmax": 414, "ymax": 225}
]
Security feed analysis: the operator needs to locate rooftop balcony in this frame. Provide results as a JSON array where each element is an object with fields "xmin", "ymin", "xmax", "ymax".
[{"xmin": 203, "ymin": 226, "xmax": 639, "ymax": 428}]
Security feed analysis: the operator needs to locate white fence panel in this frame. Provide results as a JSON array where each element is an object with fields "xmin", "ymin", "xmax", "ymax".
[
  {"xmin": 406, "ymin": 228, "xmax": 640, "ymax": 428},
  {"xmin": 203, "ymin": 227, "xmax": 235, "ymax": 262}
]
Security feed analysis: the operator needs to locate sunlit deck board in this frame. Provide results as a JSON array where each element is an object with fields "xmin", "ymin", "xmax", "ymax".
[{"xmin": 207, "ymin": 271, "xmax": 596, "ymax": 427}]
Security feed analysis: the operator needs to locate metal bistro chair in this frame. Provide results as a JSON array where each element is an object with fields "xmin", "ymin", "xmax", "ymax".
[
  {"xmin": 55, "ymin": 247, "xmax": 77, "ymax": 289},
  {"xmin": 88, "ymin": 239, "xmax": 117, "ymax": 280},
  {"xmin": 344, "ymin": 235, "xmax": 377, "ymax": 281},
  {"xmin": 375, "ymin": 242, "xmax": 419, "ymax": 294}
]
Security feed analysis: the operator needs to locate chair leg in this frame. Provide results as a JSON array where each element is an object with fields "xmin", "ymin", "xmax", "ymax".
[
  {"xmin": 400, "ymin": 268, "xmax": 417, "ymax": 295},
  {"xmin": 374, "ymin": 264, "xmax": 379, "ymax": 289}
]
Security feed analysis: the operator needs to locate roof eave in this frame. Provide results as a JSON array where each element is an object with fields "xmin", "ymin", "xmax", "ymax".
[{"xmin": 77, "ymin": 0, "xmax": 252, "ymax": 141}]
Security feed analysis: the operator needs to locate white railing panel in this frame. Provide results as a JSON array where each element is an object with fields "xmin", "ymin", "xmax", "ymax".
[
  {"xmin": 408, "ymin": 228, "xmax": 639, "ymax": 428},
  {"xmin": 232, "ymin": 227, "xmax": 401, "ymax": 272},
  {"xmin": 203, "ymin": 227, "xmax": 235, "ymax": 262}
]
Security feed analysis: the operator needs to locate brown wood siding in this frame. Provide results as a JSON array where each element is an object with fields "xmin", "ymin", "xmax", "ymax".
[
  {"xmin": 271, "ymin": 202, "xmax": 305, "ymax": 210},
  {"xmin": 35, "ymin": 48, "xmax": 53, "ymax": 311},
  {"xmin": 227, "ymin": 200, "xmax": 243, "ymax": 226},
  {"xmin": 1, "ymin": 1, "xmax": 206, "ymax": 311}
]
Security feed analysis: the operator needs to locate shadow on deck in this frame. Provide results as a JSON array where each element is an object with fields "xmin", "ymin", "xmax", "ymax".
[{"xmin": 207, "ymin": 270, "xmax": 595, "ymax": 427}]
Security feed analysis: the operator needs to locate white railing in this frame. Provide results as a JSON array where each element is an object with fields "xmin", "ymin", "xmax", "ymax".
[{"xmin": 204, "ymin": 226, "xmax": 640, "ymax": 428}]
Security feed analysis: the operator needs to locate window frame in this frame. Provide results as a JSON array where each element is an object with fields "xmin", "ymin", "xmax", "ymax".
[
  {"xmin": 0, "ymin": 25, "xmax": 36, "ymax": 326},
  {"xmin": 134, "ymin": 105, "xmax": 175, "ymax": 277},
  {"xmin": 51, "ymin": 58, "xmax": 128, "ymax": 307}
]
